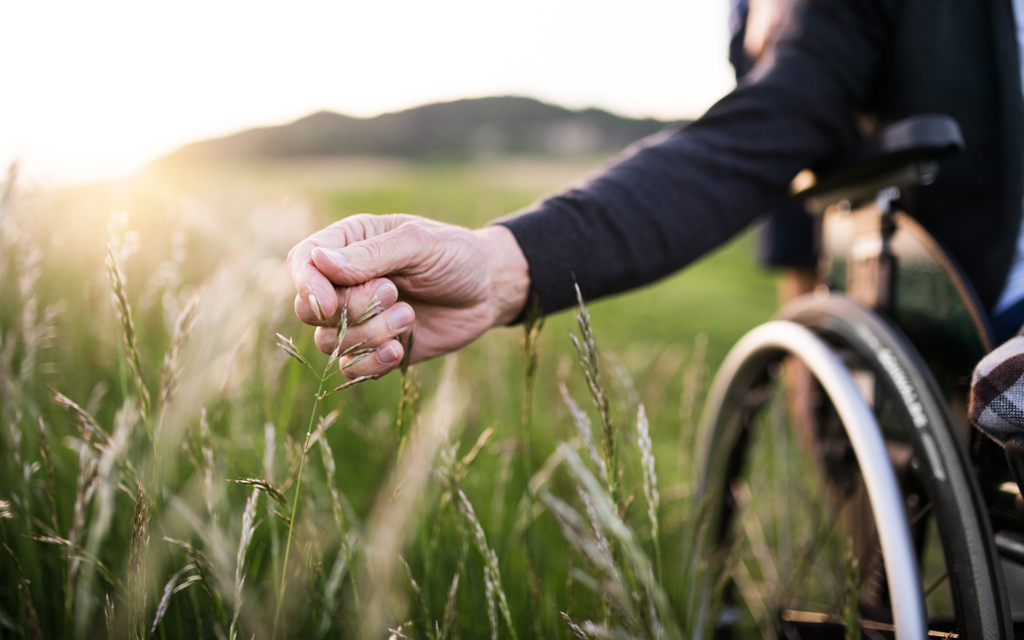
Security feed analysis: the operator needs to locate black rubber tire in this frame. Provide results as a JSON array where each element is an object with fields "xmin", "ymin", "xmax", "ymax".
[
  {"xmin": 702, "ymin": 293, "xmax": 1012, "ymax": 638},
  {"xmin": 784, "ymin": 294, "xmax": 1012, "ymax": 638}
]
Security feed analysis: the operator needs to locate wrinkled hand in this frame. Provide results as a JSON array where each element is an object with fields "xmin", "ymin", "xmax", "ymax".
[{"xmin": 288, "ymin": 214, "xmax": 530, "ymax": 379}]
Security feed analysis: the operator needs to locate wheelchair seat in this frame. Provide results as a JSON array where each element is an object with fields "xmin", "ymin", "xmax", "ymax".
[{"xmin": 797, "ymin": 115, "xmax": 992, "ymax": 390}]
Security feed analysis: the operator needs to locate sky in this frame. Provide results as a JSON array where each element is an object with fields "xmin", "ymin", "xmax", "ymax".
[{"xmin": 0, "ymin": 1, "xmax": 735, "ymax": 185}]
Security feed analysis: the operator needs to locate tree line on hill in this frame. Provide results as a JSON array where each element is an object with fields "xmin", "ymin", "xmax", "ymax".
[{"xmin": 156, "ymin": 96, "xmax": 683, "ymax": 165}]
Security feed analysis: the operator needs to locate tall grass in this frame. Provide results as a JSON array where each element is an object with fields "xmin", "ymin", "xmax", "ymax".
[{"xmin": 0, "ymin": 161, "xmax": 747, "ymax": 639}]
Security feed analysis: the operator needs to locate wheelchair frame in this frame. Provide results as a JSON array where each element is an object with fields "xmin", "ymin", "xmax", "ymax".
[{"xmin": 696, "ymin": 115, "xmax": 1020, "ymax": 638}]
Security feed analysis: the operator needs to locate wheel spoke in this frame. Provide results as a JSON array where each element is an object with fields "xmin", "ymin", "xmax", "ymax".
[
  {"xmin": 924, "ymin": 570, "xmax": 948, "ymax": 598},
  {"xmin": 909, "ymin": 500, "xmax": 933, "ymax": 528},
  {"xmin": 777, "ymin": 477, "xmax": 850, "ymax": 611},
  {"xmin": 738, "ymin": 489, "xmax": 783, "ymax": 588},
  {"xmin": 703, "ymin": 302, "xmax": 1001, "ymax": 637},
  {"xmin": 732, "ymin": 556, "xmax": 774, "ymax": 637},
  {"xmin": 730, "ymin": 365, "xmax": 963, "ymax": 634}
]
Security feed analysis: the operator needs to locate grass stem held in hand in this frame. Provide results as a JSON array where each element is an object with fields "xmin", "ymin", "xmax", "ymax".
[
  {"xmin": 271, "ymin": 304, "xmax": 368, "ymax": 639},
  {"xmin": 395, "ymin": 331, "xmax": 419, "ymax": 456}
]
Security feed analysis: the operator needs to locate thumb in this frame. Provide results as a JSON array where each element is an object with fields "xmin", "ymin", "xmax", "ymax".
[{"xmin": 311, "ymin": 222, "xmax": 430, "ymax": 286}]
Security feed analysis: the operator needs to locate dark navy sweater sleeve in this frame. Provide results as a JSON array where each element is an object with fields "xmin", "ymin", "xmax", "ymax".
[{"xmin": 496, "ymin": 0, "xmax": 895, "ymax": 315}]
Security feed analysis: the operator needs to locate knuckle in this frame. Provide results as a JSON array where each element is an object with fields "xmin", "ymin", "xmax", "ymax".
[
  {"xmin": 350, "ymin": 214, "xmax": 378, "ymax": 238},
  {"xmin": 331, "ymin": 214, "xmax": 358, "ymax": 228},
  {"xmin": 286, "ymin": 242, "xmax": 306, "ymax": 269},
  {"xmin": 329, "ymin": 216, "xmax": 371, "ymax": 243},
  {"xmin": 350, "ymin": 242, "xmax": 380, "ymax": 265},
  {"xmin": 383, "ymin": 213, "xmax": 413, "ymax": 227},
  {"xmin": 398, "ymin": 220, "xmax": 428, "ymax": 241}
]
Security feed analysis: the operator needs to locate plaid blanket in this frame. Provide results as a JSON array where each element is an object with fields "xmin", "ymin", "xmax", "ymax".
[{"xmin": 969, "ymin": 335, "xmax": 1024, "ymax": 442}]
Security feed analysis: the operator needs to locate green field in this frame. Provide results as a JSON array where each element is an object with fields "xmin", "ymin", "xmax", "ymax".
[{"xmin": 0, "ymin": 156, "xmax": 779, "ymax": 639}]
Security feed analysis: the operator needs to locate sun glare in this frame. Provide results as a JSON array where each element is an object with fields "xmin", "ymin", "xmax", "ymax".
[{"xmin": 0, "ymin": 0, "xmax": 733, "ymax": 185}]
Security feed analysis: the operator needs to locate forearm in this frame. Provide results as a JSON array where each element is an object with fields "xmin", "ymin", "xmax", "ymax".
[{"xmin": 496, "ymin": 114, "xmax": 820, "ymax": 315}]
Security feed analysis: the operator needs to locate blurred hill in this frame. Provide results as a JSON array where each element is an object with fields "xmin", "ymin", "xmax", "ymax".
[{"xmin": 155, "ymin": 96, "xmax": 680, "ymax": 164}]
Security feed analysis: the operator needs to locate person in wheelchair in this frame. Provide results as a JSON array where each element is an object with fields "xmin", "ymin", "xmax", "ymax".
[
  {"xmin": 290, "ymin": 0, "xmax": 1024, "ymax": 444},
  {"xmin": 289, "ymin": 0, "xmax": 1020, "ymax": 388},
  {"xmin": 289, "ymin": 1, "xmax": 1024, "ymax": 635}
]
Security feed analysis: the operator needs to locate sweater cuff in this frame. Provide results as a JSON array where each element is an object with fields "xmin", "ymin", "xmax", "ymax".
[{"xmin": 493, "ymin": 204, "xmax": 592, "ymax": 322}]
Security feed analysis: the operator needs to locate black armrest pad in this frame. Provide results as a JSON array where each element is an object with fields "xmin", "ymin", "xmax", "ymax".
[{"xmin": 799, "ymin": 115, "xmax": 964, "ymax": 201}]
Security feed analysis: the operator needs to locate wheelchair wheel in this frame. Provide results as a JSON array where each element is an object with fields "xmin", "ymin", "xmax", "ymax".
[{"xmin": 696, "ymin": 295, "xmax": 1012, "ymax": 639}]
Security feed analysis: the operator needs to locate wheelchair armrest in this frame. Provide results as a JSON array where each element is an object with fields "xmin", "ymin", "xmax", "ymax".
[{"xmin": 797, "ymin": 114, "xmax": 964, "ymax": 212}]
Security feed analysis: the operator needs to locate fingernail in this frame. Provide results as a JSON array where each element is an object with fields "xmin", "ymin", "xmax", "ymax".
[
  {"xmin": 316, "ymin": 247, "xmax": 348, "ymax": 265},
  {"xmin": 388, "ymin": 305, "xmax": 414, "ymax": 331},
  {"xmin": 308, "ymin": 294, "xmax": 324, "ymax": 321},
  {"xmin": 378, "ymin": 344, "xmax": 400, "ymax": 365},
  {"xmin": 375, "ymin": 282, "xmax": 399, "ymax": 307}
]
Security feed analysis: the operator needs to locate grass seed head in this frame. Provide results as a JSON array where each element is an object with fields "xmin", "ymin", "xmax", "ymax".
[
  {"xmin": 230, "ymin": 478, "xmax": 288, "ymax": 510},
  {"xmin": 455, "ymin": 489, "xmax": 517, "ymax": 640},
  {"xmin": 636, "ymin": 404, "xmax": 660, "ymax": 539},
  {"xmin": 342, "ymin": 351, "xmax": 373, "ymax": 370},
  {"xmin": 439, "ymin": 573, "xmax": 460, "ymax": 640},
  {"xmin": 152, "ymin": 563, "xmax": 197, "ymax": 633},
  {"xmin": 354, "ymin": 293, "xmax": 383, "ymax": 325},
  {"xmin": 540, "ymin": 490, "xmax": 632, "ymax": 623},
  {"xmin": 326, "ymin": 305, "xmax": 349, "ymax": 370},
  {"xmin": 559, "ymin": 383, "xmax": 608, "ymax": 486},
  {"xmin": 229, "ymin": 488, "xmax": 260, "ymax": 640},
  {"xmin": 51, "ymin": 388, "xmax": 108, "ymax": 444},
  {"xmin": 274, "ymin": 333, "xmax": 312, "ymax": 371},
  {"xmin": 105, "ymin": 593, "xmax": 116, "ymax": 640},
  {"xmin": 127, "ymin": 483, "xmax": 151, "ymax": 640},
  {"xmin": 36, "ymin": 418, "xmax": 59, "ymax": 531},
  {"xmin": 339, "ymin": 337, "xmax": 371, "ymax": 358},
  {"xmin": 570, "ymin": 284, "xmax": 617, "ymax": 509},
  {"xmin": 328, "ymin": 375, "xmax": 372, "ymax": 395},
  {"xmin": 158, "ymin": 292, "xmax": 201, "ymax": 414},
  {"xmin": 401, "ymin": 555, "xmax": 431, "ymax": 638},
  {"xmin": 314, "ymin": 417, "xmax": 351, "ymax": 539},
  {"xmin": 106, "ymin": 246, "xmax": 152, "ymax": 429}
]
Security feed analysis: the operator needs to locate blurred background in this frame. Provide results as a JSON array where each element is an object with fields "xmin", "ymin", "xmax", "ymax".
[
  {"xmin": 0, "ymin": 0, "xmax": 775, "ymax": 372},
  {"xmin": 0, "ymin": 2, "xmax": 791, "ymax": 639},
  {"xmin": 2, "ymin": 0, "xmax": 734, "ymax": 185}
]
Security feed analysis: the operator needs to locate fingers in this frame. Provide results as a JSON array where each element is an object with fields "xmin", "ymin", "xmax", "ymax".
[
  {"xmin": 289, "ymin": 214, "xmax": 416, "ymax": 320},
  {"xmin": 314, "ymin": 301, "xmax": 415, "ymax": 355},
  {"xmin": 314, "ymin": 302, "xmax": 416, "ymax": 378},
  {"xmin": 292, "ymin": 260, "xmax": 337, "ymax": 323},
  {"xmin": 340, "ymin": 338, "xmax": 406, "ymax": 379},
  {"xmin": 293, "ymin": 277, "xmax": 399, "ymax": 327},
  {"xmin": 310, "ymin": 221, "xmax": 436, "ymax": 288}
]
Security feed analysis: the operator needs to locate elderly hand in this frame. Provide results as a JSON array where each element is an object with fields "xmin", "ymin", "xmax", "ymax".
[{"xmin": 288, "ymin": 214, "xmax": 530, "ymax": 379}]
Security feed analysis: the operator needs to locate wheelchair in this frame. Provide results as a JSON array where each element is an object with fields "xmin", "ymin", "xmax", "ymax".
[{"xmin": 696, "ymin": 115, "xmax": 1024, "ymax": 638}]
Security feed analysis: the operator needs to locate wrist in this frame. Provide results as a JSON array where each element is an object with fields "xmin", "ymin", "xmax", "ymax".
[{"xmin": 475, "ymin": 225, "xmax": 531, "ymax": 326}]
